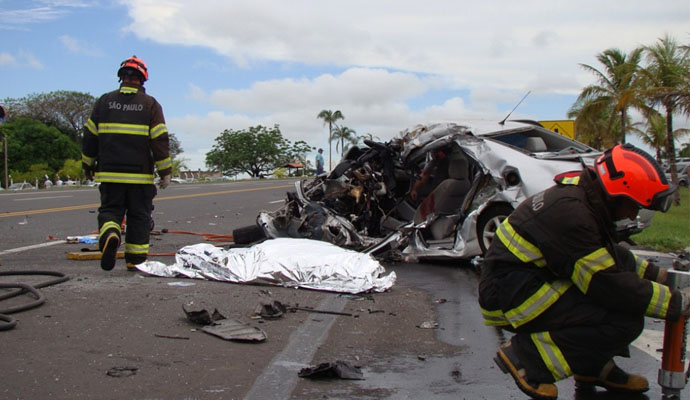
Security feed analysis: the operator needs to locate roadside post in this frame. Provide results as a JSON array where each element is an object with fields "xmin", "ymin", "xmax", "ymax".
[
  {"xmin": 1, "ymin": 105, "xmax": 7, "ymax": 189},
  {"xmin": 659, "ymin": 255, "xmax": 690, "ymax": 399}
]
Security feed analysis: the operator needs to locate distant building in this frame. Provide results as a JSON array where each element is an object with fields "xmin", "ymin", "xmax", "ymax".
[{"xmin": 179, "ymin": 169, "xmax": 222, "ymax": 180}]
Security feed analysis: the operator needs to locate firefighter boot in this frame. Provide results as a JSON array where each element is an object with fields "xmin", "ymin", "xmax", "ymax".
[
  {"xmin": 99, "ymin": 229, "xmax": 120, "ymax": 271},
  {"xmin": 574, "ymin": 360, "xmax": 649, "ymax": 393},
  {"xmin": 494, "ymin": 342, "xmax": 558, "ymax": 400}
]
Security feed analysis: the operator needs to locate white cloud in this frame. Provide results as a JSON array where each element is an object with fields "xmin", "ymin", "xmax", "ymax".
[
  {"xmin": 0, "ymin": 52, "xmax": 17, "ymax": 66},
  {"xmin": 117, "ymin": 0, "xmax": 690, "ymax": 169},
  {"xmin": 0, "ymin": 1, "xmax": 91, "ymax": 28},
  {"xmin": 205, "ymin": 68, "xmax": 429, "ymax": 114},
  {"xmin": 121, "ymin": 0, "xmax": 689, "ymax": 95},
  {"xmin": 171, "ymin": 68, "xmax": 506, "ymax": 169},
  {"xmin": 0, "ymin": 51, "xmax": 44, "ymax": 69},
  {"xmin": 59, "ymin": 35, "xmax": 103, "ymax": 56}
]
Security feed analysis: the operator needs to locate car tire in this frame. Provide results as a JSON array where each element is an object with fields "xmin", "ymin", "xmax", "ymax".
[
  {"xmin": 232, "ymin": 224, "xmax": 267, "ymax": 245},
  {"xmin": 477, "ymin": 204, "xmax": 514, "ymax": 255}
]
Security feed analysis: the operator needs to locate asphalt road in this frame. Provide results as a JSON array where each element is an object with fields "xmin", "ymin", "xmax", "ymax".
[{"xmin": 0, "ymin": 181, "xmax": 685, "ymax": 400}]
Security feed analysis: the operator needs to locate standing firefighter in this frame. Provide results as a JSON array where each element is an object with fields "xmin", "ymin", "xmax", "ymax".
[
  {"xmin": 479, "ymin": 144, "xmax": 689, "ymax": 399},
  {"xmin": 82, "ymin": 55, "xmax": 172, "ymax": 271}
]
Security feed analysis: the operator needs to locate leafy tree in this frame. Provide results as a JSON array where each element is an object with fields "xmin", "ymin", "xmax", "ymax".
[
  {"xmin": 11, "ymin": 163, "xmax": 52, "ymax": 187},
  {"xmin": 679, "ymin": 142, "xmax": 690, "ymax": 158},
  {"xmin": 57, "ymin": 159, "xmax": 84, "ymax": 181},
  {"xmin": 169, "ymin": 132, "xmax": 184, "ymax": 159},
  {"xmin": 331, "ymin": 125, "xmax": 358, "ymax": 155},
  {"xmin": 317, "ymin": 109, "xmax": 344, "ymax": 170},
  {"xmin": 630, "ymin": 112, "xmax": 689, "ymax": 163},
  {"xmin": 171, "ymin": 157, "xmax": 189, "ymax": 177},
  {"xmin": 3, "ymin": 91, "xmax": 95, "ymax": 143},
  {"xmin": 568, "ymin": 101, "xmax": 621, "ymax": 150},
  {"xmin": 643, "ymin": 35, "xmax": 690, "ymax": 203},
  {"xmin": 0, "ymin": 118, "xmax": 80, "ymax": 179},
  {"xmin": 571, "ymin": 47, "xmax": 647, "ymax": 145},
  {"xmin": 205, "ymin": 124, "xmax": 312, "ymax": 178}
]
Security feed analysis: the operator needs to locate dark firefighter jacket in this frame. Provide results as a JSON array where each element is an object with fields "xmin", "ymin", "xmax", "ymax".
[
  {"xmin": 82, "ymin": 83, "xmax": 171, "ymax": 184},
  {"xmin": 479, "ymin": 168, "xmax": 683, "ymax": 330}
]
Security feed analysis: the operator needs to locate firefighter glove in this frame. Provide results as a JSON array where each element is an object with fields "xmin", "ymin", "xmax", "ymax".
[{"xmin": 159, "ymin": 174, "xmax": 171, "ymax": 189}]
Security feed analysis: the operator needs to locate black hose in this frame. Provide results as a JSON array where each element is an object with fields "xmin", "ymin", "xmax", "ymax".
[{"xmin": 0, "ymin": 271, "xmax": 69, "ymax": 331}]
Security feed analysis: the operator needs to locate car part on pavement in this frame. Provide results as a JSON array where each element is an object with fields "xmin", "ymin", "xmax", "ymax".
[
  {"xmin": 201, "ymin": 319, "xmax": 267, "ymax": 342},
  {"xmin": 298, "ymin": 360, "xmax": 364, "ymax": 380}
]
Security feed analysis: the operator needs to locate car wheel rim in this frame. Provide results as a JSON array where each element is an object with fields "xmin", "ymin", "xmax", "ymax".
[{"xmin": 483, "ymin": 215, "xmax": 506, "ymax": 250}]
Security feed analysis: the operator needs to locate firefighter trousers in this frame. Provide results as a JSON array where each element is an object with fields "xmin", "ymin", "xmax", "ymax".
[
  {"xmin": 97, "ymin": 182, "xmax": 156, "ymax": 265},
  {"xmin": 504, "ymin": 247, "xmax": 644, "ymax": 383}
]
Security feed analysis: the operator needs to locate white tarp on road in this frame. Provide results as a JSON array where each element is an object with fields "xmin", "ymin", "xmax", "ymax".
[{"xmin": 137, "ymin": 238, "xmax": 396, "ymax": 293}]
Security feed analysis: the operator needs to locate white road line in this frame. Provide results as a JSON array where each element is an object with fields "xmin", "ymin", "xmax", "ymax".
[
  {"xmin": 268, "ymin": 200, "xmax": 284, "ymax": 204},
  {"xmin": 14, "ymin": 195, "xmax": 73, "ymax": 201},
  {"xmin": 0, "ymin": 240, "xmax": 67, "ymax": 256},
  {"xmin": 243, "ymin": 295, "xmax": 348, "ymax": 400}
]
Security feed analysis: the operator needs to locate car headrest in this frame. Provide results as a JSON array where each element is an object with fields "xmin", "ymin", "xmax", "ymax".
[{"xmin": 525, "ymin": 137, "xmax": 547, "ymax": 152}]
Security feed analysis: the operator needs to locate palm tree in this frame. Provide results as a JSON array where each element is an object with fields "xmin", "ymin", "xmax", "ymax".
[
  {"xmin": 571, "ymin": 47, "xmax": 646, "ymax": 145},
  {"xmin": 567, "ymin": 100, "xmax": 620, "ymax": 150},
  {"xmin": 629, "ymin": 113, "xmax": 668, "ymax": 162},
  {"xmin": 316, "ymin": 109, "xmax": 344, "ymax": 170},
  {"xmin": 331, "ymin": 125, "xmax": 358, "ymax": 156},
  {"xmin": 643, "ymin": 35, "xmax": 690, "ymax": 202}
]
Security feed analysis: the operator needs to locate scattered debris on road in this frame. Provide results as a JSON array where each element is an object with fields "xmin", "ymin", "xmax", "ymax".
[
  {"xmin": 298, "ymin": 360, "xmax": 364, "ymax": 380},
  {"xmin": 106, "ymin": 366, "xmax": 138, "ymax": 378},
  {"xmin": 201, "ymin": 319, "xmax": 267, "ymax": 342}
]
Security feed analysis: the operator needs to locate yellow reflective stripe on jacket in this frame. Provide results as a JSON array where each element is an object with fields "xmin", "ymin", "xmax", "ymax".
[
  {"xmin": 504, "ymin": 280, "xmax": 573, "ymax": 328},
  {"xmin": 480, "ymin": 307, "xmax": 511, "ymax": 327},
  {"xmin": 571, "ymin": 247, "xmax": 615, "ymax": 293},
  {"xmin": 155, "ymin": 157, "xmax": 172, "ymax": 170},
  {"xmin": 120, "ymin": 86, "xmax": 139, "ymax": 94},
  {"xmin": 496, "ymin": 218, "xmax": 546, "ymax": 267},
  {"xmin": 150, "ymin": 123, "xmax": 168, "ymax": 139},
  {"xmin": 560, "ymin": 176, "xmax": 580, "ymax": 185},
  {"xmin": 531, "ymin": 331, "xmax": 572, "ymax": 380},
  {"xmin": 646, "ymin": 281, "xmax": 672, "ymax": 318},
  {"xmin": 98, "ymin": 122, "xmax": 149, "ymax": 136},
  {"xmin": 125, "ymin": 243, "xmax": 149, "ymax": 255},
  {"xmin": 86, "ymin": 118, "xmax": 98, "ymax": 135},
  {"xmin": 99, "ymin": 221, "xmax": 122, "ymax": 240},
  {"xmin": 95, "ymin": 172, "xmax": 155, "ymax": 184},
  {"xmin": 634, "ymin": 255, "xmax": 649, "ymax": 279},
  {"xmin": 82, "ymin": 153, "xmax": 95, "ymax": 166}
]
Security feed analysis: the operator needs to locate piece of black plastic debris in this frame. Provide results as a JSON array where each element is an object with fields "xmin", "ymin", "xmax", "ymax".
[
  {"xmin": 182, "ymin": 305, "xmax": 226, "ymax": 326},
  {"xmin": 298, "ymin": 360, "xmax": 364, "ymax": 380},
  {"xmin": 106, "ymin": 366, "xmax": 138, "ymax": 377},
  {"xmin": 201, "ymin": 319, "xmax": 267, "ymax": 342}
]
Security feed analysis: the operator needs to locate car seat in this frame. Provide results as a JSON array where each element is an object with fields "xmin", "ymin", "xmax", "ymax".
[{"xmin": 413, "ymin": 157, "xmax": 471, "ymax": 240}]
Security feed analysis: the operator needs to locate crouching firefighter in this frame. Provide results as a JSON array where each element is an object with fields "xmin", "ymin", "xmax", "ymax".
[
  {"xmin": 82, "ymin": 55, "xmax": 172, "ymax": 271},
  {"xmin": 478, "ymin": 144, "xmax": 690, "ymax": 399}
]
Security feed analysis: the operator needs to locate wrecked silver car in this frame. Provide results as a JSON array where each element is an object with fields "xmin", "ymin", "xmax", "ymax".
[{"xmin": 236, "ymin": 120, "xmax": 651, "ymax": 261}]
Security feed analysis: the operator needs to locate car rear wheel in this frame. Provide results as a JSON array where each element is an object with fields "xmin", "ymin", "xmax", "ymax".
[{"xmin": 477, "ymin": 204, "xmax": 513, "ymax": 255}]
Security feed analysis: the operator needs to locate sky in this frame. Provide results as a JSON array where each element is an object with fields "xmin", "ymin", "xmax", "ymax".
[{"xmin": 1, "ymin": 0, "xmax": 689, "ymax": 171}]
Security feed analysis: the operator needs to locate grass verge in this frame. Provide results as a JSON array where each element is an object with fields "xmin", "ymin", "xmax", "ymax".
[{"xmin": 631, "ymin": 187, "xmax": 690, "ymax": 253}]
